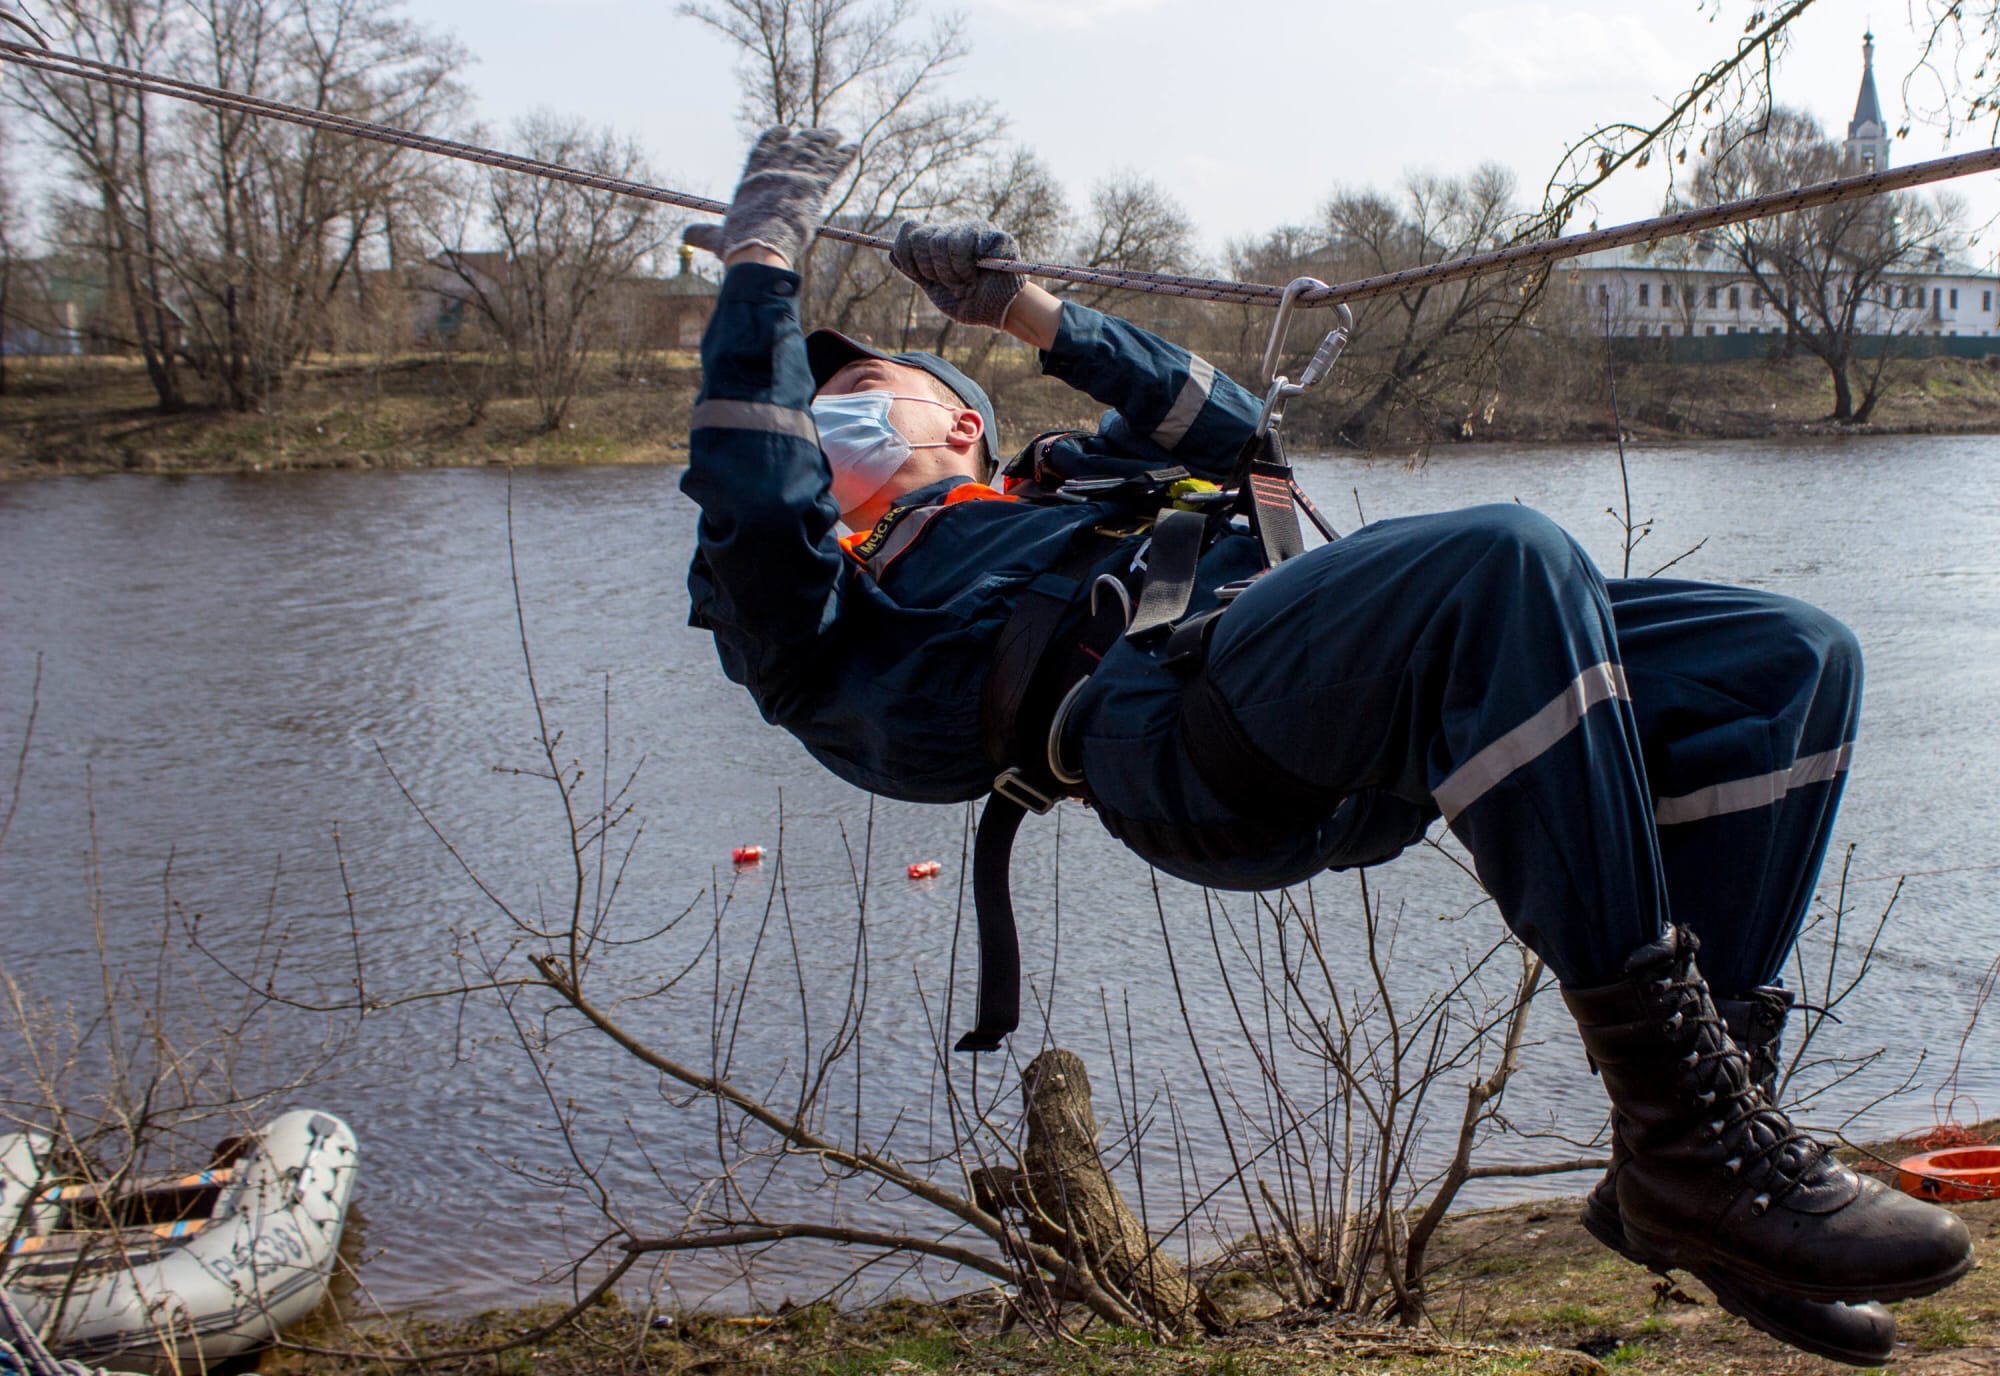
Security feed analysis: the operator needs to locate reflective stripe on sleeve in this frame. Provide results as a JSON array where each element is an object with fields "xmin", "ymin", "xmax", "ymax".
[
  {"xmin": 1654, "ymin": 743, "xmax": 1854, "ymax": 826},
  {"xmin": 690, "ymin": 399, "xmax": 820, "ymax": 444},
  {"xmin": 1435, "ymin": 662, "xmax": 1632, "ymax": 823},
  {"xmin": 1150, "ymin": 355, "xmax": 1216, "ymax": 451}
]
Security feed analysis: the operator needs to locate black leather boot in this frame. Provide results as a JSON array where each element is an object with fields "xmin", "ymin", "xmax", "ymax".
[
  {"xmin": 1582, "ymin": 986, "xmax": 1896, "ymax": 1365},
  {"xmin": 1565, "ymin": 928, "xmax": 1972, "ymax": 1305}
]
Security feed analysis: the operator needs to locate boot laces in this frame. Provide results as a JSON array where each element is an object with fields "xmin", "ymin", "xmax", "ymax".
[{"xmin": 1653, "ymin": 973, "xmax": 1831, "ymax": 1215}]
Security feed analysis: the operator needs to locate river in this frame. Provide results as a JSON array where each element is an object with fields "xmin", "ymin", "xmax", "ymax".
[{"xmin": 2, "ymin": 433, "xmax": 1996, "ymax": 1313}]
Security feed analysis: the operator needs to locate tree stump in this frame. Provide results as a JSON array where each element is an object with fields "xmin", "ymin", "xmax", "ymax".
[{"xmin": 972, "ymin": 1048, "xmax": 1222, "ymax": 1334}]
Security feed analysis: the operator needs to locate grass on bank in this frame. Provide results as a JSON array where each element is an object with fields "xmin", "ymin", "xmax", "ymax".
[
  {"xmin": 269, "ymin": 1193, "xmax": 1998, "ymax": 1376},
  {"xmin": 6, "ymin": 348, "xmax": 2000, "ymax": 481}
]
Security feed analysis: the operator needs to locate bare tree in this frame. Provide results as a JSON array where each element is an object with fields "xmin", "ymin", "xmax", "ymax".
[
  {"xmin": 0, "ymin": 113, "xmax": 20, "ymax": 396},
  {"xmin": 161, "ymin": 0, "xmax": 469, "ymax": 408},
  {"xmin": 1317, "ymin": 165, "xmax": 1533, "ymax": 444},
  {"xmin": 682, "ymin": 0, "xmax": 1000, "ymax": 328},
  {"xmin": 1911, "ymin": 0, "xmax": 2000, "ymax": 142},
  {"xmin": 1536, "ymin": 0, "xmax": 1819, "ymax": 236},
  {"xmin": 1686, "ymin": 107, "xmax": 1959, "ymax": 422},
  {"xmin": 3, "ymin": 0, "xmax": 186, "ymax": 411},
  {"xmin": 1065, "ymin": 173, "xmax": 1195, "ymax": 309},
  {"xmin": 437, "ymin": 113, "xmax": 672, "ymax": 432}
]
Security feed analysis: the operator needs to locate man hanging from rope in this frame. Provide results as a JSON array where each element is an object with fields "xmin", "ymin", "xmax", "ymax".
[{"xmin": 680, "ymin": 127, "xmax": 1973, "ymax": 1365}]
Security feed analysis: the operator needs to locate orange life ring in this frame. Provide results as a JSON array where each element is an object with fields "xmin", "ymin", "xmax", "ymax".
[
  {"xmin": 732, "ymin": 845, "xmax": 764, "ymax": 866},
  {"xmin": 1895, "ymin": 1146, "xmax": 2000, "ymax": 1202}
]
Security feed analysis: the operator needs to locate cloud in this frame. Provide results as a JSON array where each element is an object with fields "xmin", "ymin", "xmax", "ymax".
[
  {"xmin": 1424, "ymin": 5, "xmax": 1684, "ymax": 96},
  {"xmin": 974, "ymin": 0, "xmax": 1167, "ymax": 32}
]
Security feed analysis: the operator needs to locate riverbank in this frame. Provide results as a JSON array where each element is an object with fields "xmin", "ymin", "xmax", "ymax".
[
  {"xmin": 275, "ymin": 1186, "xmax": 1998, "ymax": 1376},
  {"xmin": 5, "ymin": 350, "xmax": 2000, "ymax": 480}
]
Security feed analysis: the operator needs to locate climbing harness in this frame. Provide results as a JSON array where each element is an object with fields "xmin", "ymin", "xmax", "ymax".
[
  {"xmin": 6, "ymin": 36, "xmax": 2000, "ymax": 314},
  {"xmin": 948, "ymin": 285, "xmax": 1351, "ymax": 1052}
]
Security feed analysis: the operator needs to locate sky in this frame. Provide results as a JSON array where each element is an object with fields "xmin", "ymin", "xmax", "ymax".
[
  {"xmin": 5, "ymin": 0, "xmax": 1997, "ymax": 268},
  {"xmin": 386, "ymin": 0, "xmax": 2000, "ymax": 270}
]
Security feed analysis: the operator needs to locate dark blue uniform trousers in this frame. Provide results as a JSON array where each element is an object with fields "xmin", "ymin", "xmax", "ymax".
[{"xmin": 1072, "ymin": 504, "xmax": 1862, "ymax": 993}]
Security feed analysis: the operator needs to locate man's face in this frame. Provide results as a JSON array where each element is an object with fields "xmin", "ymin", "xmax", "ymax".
[{"xmin": 816, "ymin": 358, "xmax": 965, "ymax": 449}]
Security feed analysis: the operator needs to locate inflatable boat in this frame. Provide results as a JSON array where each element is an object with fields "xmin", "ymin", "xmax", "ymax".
[{"xmin": 0, "ymin": 1110, "xmax": 357, "ymax": 1367}]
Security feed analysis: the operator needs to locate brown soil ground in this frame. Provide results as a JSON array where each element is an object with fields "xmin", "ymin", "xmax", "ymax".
[{"xmin": 4, "ymin": 350, "xmax": 1999, "ymax": 482}]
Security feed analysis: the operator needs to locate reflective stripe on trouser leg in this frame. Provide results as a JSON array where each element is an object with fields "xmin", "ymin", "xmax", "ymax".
[
  {"xmin": 1609, "ymin": 579, "xmax": 1865, "ymax": 993},
  {"xmin": 1180, "ymin": 504, "xmax": 1669, "ymax": 985}
]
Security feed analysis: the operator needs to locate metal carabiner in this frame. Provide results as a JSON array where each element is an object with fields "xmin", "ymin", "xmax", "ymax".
[
  {"xmin": 1261, "ymin": 277, "xmax": 1329, "ymax": 385},
  {"xmin": 1255, "ymin": 279, "xmax": 1355, "ymax": 438}
]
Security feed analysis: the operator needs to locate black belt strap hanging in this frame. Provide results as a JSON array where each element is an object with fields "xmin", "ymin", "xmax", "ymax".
[{"xmin": 957, "ymin": 795, "xmax": 1028, "ymax": 1053}]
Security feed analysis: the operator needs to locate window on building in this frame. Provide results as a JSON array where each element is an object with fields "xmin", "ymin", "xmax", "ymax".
[
  {"xmin": 1662, "ymin": 283, "xmax": 1674, "ymax": 306},
  {"xmin": 1727, "ymin": 326, "xmax": 1738, "ymax": 334},
  {"xmin": 1935, "ymin": 288, "xmax": 1943, "ymax": 312},
  {"xmin": 1638, "ymin": 283, "xmax": 1650, "ymax": 306},
  {"xmin": 1706, "ymin": 325, "xmax": 1717, "ymax": 335},
  {"xmin": 1729, "ymin": 286, "xmax": 1740, "ymax": 310},
  {"xmin": 1636, "ymin": 325, "xmax": 1648, "ymax": 337},
  {"xmin": 1950, "ymin": 288, "xmax": 1959, "ymax": 310},
  {"xmin": 1707, "ymin": 286, "xmax": 1719, "ymax": 309},
  {"xmin": 1985, "ymin": 290, "xmax": 1993, "ymax": 312},
  {"xmin": 1598, "ymin": 284, "xmax": 1610, "ymax": 305},
  {"xmin": 1753, "ymin": 289, "xmax": 1768, "ymax": 309}
]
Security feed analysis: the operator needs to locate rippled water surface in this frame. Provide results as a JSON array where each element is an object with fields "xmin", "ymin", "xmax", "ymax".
[{"xmin": 3, "ymin": 434, "xmax": 1996, "ymax": 1311}]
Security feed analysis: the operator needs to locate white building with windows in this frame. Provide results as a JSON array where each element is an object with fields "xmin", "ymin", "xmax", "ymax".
[{"xmin": 1560, "ymin": 34, "xmax": 2000, "ymax": 351}]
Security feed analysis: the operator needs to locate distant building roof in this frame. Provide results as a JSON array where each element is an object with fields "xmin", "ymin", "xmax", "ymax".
[
  {"xmin": 1566, "ymin": 241, "xmax": 1994, "ymax": 279},
  {"xmin": 1566, "ymin": 244, "xmax": 1737, "ymax": 273}
]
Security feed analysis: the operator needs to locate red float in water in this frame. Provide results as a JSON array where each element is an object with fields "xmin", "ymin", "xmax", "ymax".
[
  {"xmin": 907, "ymin": 861, "xmax": 941, "ymax": 880},
  {"xmin": 731, "ymin": 846, "xmax": 764, "ymax": 866}
]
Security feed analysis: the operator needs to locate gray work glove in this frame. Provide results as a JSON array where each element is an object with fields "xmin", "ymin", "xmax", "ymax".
[
  {"xmin": 682, "ymin": 223, "xmax": 725, "ymax": 257},
  {"xmin": 708, "ymin": 125, "xmax": 857, "ymax": 267},
  {"xmin": 891, "ymin": 221, "xmax": 1024, "ymax": 329}
]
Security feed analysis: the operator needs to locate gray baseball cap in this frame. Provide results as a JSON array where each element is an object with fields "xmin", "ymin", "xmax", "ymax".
[{"xmin": 804, "ymin": 329, "xmax": 998, "ymax": 472}]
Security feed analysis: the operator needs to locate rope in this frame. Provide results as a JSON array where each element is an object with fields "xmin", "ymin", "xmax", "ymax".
[
  {"xmin": 3, "ymin": 36, "xmax": 1998, "ymax": 311},
  {"xmin": 0, "ymin": 1285, "xmax": 118, "ymax": 1376}
]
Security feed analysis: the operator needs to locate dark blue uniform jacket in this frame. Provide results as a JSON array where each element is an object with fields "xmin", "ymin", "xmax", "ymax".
[{"xmin": 684, "ymin": 262, "xmax": 1266, "ymax": 802}]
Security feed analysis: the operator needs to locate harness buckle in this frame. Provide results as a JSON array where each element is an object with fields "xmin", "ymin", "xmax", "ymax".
[{"xmin": 993, "ymin": 768, "xmax": 1059, "ymax": 815}]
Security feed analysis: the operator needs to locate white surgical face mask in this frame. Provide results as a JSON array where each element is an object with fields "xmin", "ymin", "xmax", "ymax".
[{"xmin": 810, "ymin": 390, "xmax": 956, "ymax": 515}]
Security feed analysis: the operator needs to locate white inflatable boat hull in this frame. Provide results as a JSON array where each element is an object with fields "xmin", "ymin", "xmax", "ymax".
[{"xmin": 0, "ymin": 1109, "xmax": 358, "ymax": 1367}]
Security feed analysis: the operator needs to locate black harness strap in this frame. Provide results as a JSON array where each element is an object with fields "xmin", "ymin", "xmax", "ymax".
[
  {"xmin": 979, "ymin": 571, "xmax": 1089, "ymax": 776},
  {"xmin": 961, "ymin": 523, "xmax": 1134, "ymax": 1053},
  {"xmin": 1124, "ymin": 507, "xmax": 1210, "ymax": 642}
]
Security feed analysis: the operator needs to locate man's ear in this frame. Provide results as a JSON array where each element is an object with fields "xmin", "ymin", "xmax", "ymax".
[{"xmin": 949, "ymin": 407, "xmax": 984, "ymax": 455}]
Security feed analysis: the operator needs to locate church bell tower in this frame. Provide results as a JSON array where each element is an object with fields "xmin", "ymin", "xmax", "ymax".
[{"xmin": 1845, "ymin": 31, "xmax": 1891, "ymax": 173}]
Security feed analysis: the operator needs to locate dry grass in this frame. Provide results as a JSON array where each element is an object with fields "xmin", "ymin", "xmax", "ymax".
[
  {"xmin": 263, "ymin": 1191, "xmax": 1996, "ymax": 1376},
  {"xmin": 0, "ymin": 353, "xmax": 704, "ymax": 479},
  {"xmin": 7, "ymin": 349, "xmax": 1999, "ymax": 482}
]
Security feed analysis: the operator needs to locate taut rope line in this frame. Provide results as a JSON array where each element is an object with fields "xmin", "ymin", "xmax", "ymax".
[{"xmin": 4, "ymin": 36, "xmax": 1999, "ymax": 310}]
